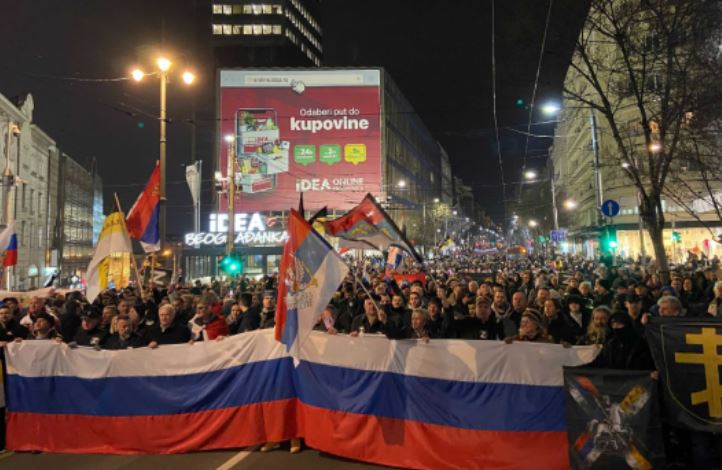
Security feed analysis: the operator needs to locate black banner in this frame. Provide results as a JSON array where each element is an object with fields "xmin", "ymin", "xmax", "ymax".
[
  {"xmin": 564, "ymin": 367, "xmax": 665, "ymax": 470},
  {"xmin": 646, "ymin": 317, "xmax": 722, "ymax": 432}
]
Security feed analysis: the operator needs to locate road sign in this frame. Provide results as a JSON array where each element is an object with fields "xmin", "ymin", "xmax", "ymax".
[
  {"xmin": 550, "ymin": 229, "xmax": 567, "ymax": 242},
  {"xmin": 601, "ymin": 199, "xmax": 620, "ymax": 218}
]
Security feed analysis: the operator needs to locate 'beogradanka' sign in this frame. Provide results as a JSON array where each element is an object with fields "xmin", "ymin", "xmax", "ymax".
[{"xmin": 184, "ymin": 213, "xmax": 287, "ymax": 248}]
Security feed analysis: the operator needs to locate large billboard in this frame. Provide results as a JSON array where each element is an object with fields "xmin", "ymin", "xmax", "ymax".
[{"xmin": 219, "ymin": 69, "xmax": 382, "ymax": 212}]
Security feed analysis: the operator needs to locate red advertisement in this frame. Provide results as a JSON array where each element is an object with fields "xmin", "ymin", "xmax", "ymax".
[{"xmin": 219, "ymin": 70, "xmax": 382, "ymax": 212}]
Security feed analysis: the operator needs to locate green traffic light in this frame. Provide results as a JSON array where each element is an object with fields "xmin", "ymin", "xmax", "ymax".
[
  {"xmin": 516, "ymin": 98, "xmax": 524, "ymax": 106},
  {"xmin": 609, "ymin": 240, "xmax": 618, "ymax": 248}
]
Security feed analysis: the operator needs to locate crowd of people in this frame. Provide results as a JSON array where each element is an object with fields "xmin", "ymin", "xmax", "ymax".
[{"xmin": 0, "ymin": 251, "xmax": 720, "ymax": 466}]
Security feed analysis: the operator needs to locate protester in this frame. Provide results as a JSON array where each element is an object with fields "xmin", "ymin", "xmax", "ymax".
[
  {"xmin": 73, "ymin": 306, "xmax": 107, "ymax": 348},
  {"xmin": 145, "ymin": 305, "xmax": 191, "ymax": 348},
  {"xmin": 189, "ymin": 300, "xmax": 229, "ymax": 341},
  {"xmin": 103, "ymin": 315, "xmax": 146, "ymax": 350},
  {"xmin": 456, "ymin": 296, "xmax": 499, "ymax": 340},
  {"xmin": 0, "ymin": 304, "xmax": 28, "ymax": 343}
]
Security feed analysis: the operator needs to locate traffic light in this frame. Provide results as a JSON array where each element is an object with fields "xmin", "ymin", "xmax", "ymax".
[
  {"xmin": 671, "ymin": 231, "xmax": 681, "ymax": 242},
  {"xmin": 219, "ymin": 253, "xmax": 243, "ymax": 276},
  {"xmin": 600, "ymin": 226, "xmax": 618, "ymax": 253}
]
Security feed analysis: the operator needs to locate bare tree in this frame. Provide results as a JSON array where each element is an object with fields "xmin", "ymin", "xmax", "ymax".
[{"xmin": 563, "ymin": 0, "xmax": 722, "ymax": 280}]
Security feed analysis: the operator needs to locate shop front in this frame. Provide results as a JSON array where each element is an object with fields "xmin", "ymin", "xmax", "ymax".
[{"xmin": 181, "ymin": 212, "xmax": 287, "ymax": 281}]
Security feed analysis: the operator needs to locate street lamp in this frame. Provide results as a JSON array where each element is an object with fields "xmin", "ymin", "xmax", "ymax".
[
  {"xmin": 524, "ymin": 170, "xmax": 537, "ymax": 180},
  {"xmin": 563, "ymin": 199, "xmax": 578, "ymax": 210},
  {"xmin": 649, "ymin": 142, "xmax": 662, "ymax": 153},
  {"xmin": 528, "ymin": 219, "xmax": 538, "ymax": 228},
  {"xmin": 433, "ymin": 197, "xmax": 440, "ymax": 203},
  {"xmin": 541, "ymin": 101, "xmax": 561, "ymax": 116},
  {"xmin": 130, "ymin": 56, "xmax": 196, "ymax": 250},
  {"xmin": 397, "ymin": 179, "xmax": 406, "ymax": 188}
]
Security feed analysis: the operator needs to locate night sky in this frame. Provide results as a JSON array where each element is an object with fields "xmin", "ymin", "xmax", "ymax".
[{"xmin": 0, "ymin": 0, "xmax": 588, "ymax": 234}]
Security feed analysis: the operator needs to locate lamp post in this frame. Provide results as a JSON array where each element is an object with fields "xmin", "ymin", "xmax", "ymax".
[
  {"xmin": 225, "ymin": 135, "xmax": 236, "ymax": 256},
  {"xmin": 131, "ymin": 58, "xmax": 195, "ymax": 250}
]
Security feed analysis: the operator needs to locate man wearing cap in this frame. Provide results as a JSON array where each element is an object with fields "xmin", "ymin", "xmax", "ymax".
[
  {"xmin": 29, "ymin": 312, "xmax": 61, "ymax": 341},
  {"xmin": 456, "ymin": 296, "xmax": 499, "ymax": 340},
  {"xmin": 73, "ymin": 305, "xmax": 108, "ymax": 348},
  {"xmin": 425, "ymin": 297, "xmax": 454, "ymax": 339},
  {"xmin": 506, "ymin": 308, "xmax": 551, "ymax": 343},
  {"xmin": 593, "ymin": 279, "xmax": 614, "ymax": 308}
]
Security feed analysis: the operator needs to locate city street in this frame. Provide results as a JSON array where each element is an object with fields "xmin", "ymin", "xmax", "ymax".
[{"xmin": 0, "ymin": 447, "xmax": 389, "ymax": 470}]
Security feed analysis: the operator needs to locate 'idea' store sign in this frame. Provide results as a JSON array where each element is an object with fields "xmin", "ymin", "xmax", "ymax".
[{"xmin": 184, "ymin": 213, "xmax": 287, "ymax": 248}]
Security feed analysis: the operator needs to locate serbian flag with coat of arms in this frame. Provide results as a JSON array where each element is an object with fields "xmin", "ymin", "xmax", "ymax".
[
  {"xmin": 275, "ymin": 209, "xmax": 348, "ymax": 357},
  {"xmin": 126, "ymin": 163, "xmax": 160, "ymax": 253},
  {"xmin": 0, "ymin": 221, "xmax": 17, "ymax": 267},
  {"xmin": 324, "ymin": 193, "xmax": 422, "ymax": 262}
]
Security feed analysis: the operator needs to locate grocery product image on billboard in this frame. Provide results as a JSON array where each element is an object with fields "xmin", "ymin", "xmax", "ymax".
[{"xmin": 219, "ymin": 69, "xmax": 382, "ymax": 212}]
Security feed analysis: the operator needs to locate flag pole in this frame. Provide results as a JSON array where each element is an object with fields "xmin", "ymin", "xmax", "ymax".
[{"xmin": 113, "ymin": 193, "xmax": 144, "ymax": 290}]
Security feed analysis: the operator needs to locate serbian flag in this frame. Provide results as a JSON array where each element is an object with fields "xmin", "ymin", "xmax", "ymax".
[
  {"xmin": 126, "ymin": 163, "xmax": 160, "ymax": 253},
  {"xmin": 324, "ymin": 193, "xmax": 422, "ymax": 262},
  {"xmin": 0, "ymin": 221, "xmax": 17, "ymax": 267},
  {"xmin": 275, "ymin": 209, "xmax": 348, "ymax": 357}
]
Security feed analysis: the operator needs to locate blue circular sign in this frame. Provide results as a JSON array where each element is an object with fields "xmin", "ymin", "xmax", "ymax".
[{"xmin": 601, "ymin": 199, "xmax": 620, "ymax": 217}]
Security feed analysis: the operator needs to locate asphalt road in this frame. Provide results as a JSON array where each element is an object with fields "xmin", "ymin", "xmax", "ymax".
[{"xmin": 0, "ymin": 445, "xmax": 393, "ymax": 470}]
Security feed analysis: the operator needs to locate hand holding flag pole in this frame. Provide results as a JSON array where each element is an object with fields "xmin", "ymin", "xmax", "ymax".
[{"xmin": 114, "ymin": 193, "xmax": 144, "ymax": 289}]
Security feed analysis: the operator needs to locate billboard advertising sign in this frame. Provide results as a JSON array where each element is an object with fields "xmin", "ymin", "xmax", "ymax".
[{"xmin": 219, "ymin": 69, "xmax": 382, "ymax": 212}]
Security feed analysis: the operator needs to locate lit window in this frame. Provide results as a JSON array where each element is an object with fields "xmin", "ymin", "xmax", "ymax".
[
  {"xmin": 243, "ymin": 4, "xmax": 252, "ymax": 13},
  {"xmin": 244, "ymin": 24, "xmax": 253, "ymax": 35},
  {"xmin": 253, "ymin": 24, "xmax": 262, "ymax": 35},
  {"xmin": 252, "ymin": 4, "xmax": 262, "ymax": 14},
  {"xmin": 212, "ymin": 4, "xmax": 223, "ymax": 14},
  {"xmin": 273, "ymin": 5, "xmax": 283, "ymax": 14},
  {"xmin": 273, "ymin": 24, "xmax": 282, "ymax": 34},
  {"xmin": 212, "ymin": 24, "xmax": 223, "ymax": 35},
  {"xmin": 233, "ymin": 25, "xmax": 242, "ymax": 35},
  {"xmin": 223, "ymin": 24, "xmax": 233, "ymax": 35},
  {"xmin": 222, "ymin": 4, "xmax": 232, "ymax": 15},
  {"xmin": 262, "ymin": 5, "xmax": 272, "ymax": 14},
  {"xmin": 262, "ymin": 24, "xmax": 272, "ymax": 34},
  {"xmin": 232, "ymin": 4, "xmax": 242, "ymax": 14}
]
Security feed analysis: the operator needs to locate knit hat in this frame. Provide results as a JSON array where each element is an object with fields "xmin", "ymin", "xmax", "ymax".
[{"xmin": 522, "ymin": 308, "xmax": 543, "ymax": 326}]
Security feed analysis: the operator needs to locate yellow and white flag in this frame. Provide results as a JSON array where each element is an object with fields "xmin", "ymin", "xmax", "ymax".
[{"xmin": 86, "ymin": 212, "xmax": 133, "ymax": 302}]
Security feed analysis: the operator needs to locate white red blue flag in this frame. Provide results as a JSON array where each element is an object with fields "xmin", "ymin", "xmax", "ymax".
[
  {"xmin": 0, "ymin": 221, "xmax": 17, "ymax": 267},
  {"xmin": 275, "ymin": 209, "xmax": 348, "ymax": 357},
  {"xmin": 126, "ymin": 163, "xmax": 160, "ymax": 253}
]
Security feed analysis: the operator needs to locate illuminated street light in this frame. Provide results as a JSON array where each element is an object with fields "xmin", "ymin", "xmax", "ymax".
[
  {"xmin": 433, "ymin": 197, "xmax": 440, "ymax": 203},
  {"xmin": 224, "ymin": 134, "xmax": 235, "ymax": 143},
  {"xmin": 130, "ymin": 54, "xmax": 196, "ymax": 250},
  {"xmin": 622, "ymin": 162, "xmax": 630, "ymax": 169},
  {"xmin": 182, "ymin": 71, "xmax": 196, "ymax": 85},
  {"xmin": 453, "ymin": 210, "xmax": 458, "ymax": 216},
  {"xmin": 541, "ymin": 102, "xmax": 561, "ymax": 115},
  {"xmin": 649, "ymin": 142, "xmax": 662, "ymax": 153},
  {"xmin": 157, "ymin": 57, "xmax": 172, "ymax": 72},
  {"xmin": 524, "ymin": 170, "xmax": 537, "ymax": 180},
  {"xmin": 131, "ymin": 68, "xmax": 145, "ymax": 82},
  {"xmin": 528, "ymin": 219, "xmax": 538, "ymax": 228},
  {"xmin": 397, "ymin": 179, "xmax": 406, "ymax": 188},
  {"xmin": 563, "ymin": 199, "xmax": 578, "ymax": 210}
]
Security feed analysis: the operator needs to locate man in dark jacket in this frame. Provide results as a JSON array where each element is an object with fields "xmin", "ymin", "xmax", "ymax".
[
  {"xmin": 455, "ymin": 296, "xmax": 499, "ymax": 340},
  {"xmin": 145, "ymin": 305, "xmax": 191, "ymax": 347},
  {"xmin": 73, "ymin": 306, "xmax": 108, "ymax": 348},
  {"xmin": 350, "ymin": 297, "xmax": 395, "ymax": 336},
  {"xmin": 259, "ymin": 291, "xmax": 276, "ymax": 329},
  {"xmin": 0, "ymin": 304, "xmax": 28, "ymax": 342},
  {"xmin": 103, "ymin": 316, "xmax": 146, "ymax": 350},
  {"xmin": 426, "ymin": 298, "xmax": 454, "ymax": 338},
  {"xmin": 230, "ymin": 293, "xmax": 261, "ymax": 334},
  {"xmin": 593, "ymin": 279, "xmax": 614, "ymax": 308},
  {"xmin": 593, "ymin": 311, "xmax": 654, "ymax": 370}
]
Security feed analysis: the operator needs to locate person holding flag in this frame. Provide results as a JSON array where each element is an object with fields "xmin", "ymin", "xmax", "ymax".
[
  {"xmin": 85, "ymin": 212, "xmax": 133, "ymax": 303},
  {"xmin": 262, "ymin": 208, "xmax": 349, "ymax": 454},
  {"xmin": 126, "ymin": 163, "xmax": 160, "ymax": 253}
]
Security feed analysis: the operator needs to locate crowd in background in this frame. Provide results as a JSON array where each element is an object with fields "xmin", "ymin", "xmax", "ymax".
[{"xmin": 0, "ymin": 251, "xmax": 720, "ymax": 466}]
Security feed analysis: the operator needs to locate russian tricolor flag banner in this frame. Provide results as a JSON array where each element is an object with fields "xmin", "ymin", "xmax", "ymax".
[
  {"xmin": 275, "ymin": 209, "xmax": 349, "ymax": 356},
  {"xmin": 0, "ymin": 221, "xmax": 18, "ymax": 267},
  {"xmin": 126, "ymin": 163, "xmax": 160, "ymax": 253},
  {"xmin": 5, "ymin": 332, "xmax": 598, "ymax": 469}
]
